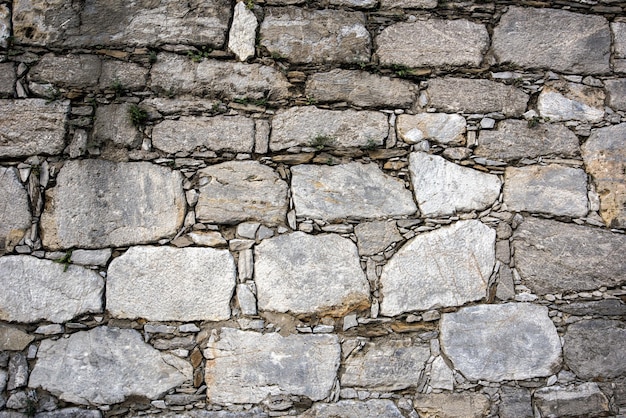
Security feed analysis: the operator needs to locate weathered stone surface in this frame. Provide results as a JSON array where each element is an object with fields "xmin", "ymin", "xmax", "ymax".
[
  {"xmin": 409, "ymin": 152, "xmax": 502, "ymax": 217},
  {"xmin": 427, "ymin": 78, "xmax": 529, "ymax": 116},
  {"xmin": 228, "ymin": 2, "xmax": 257, "ymax": 62},
  {"xmin": 0, "ymin": 99, "xmax": 68, "ymax": 158},
  {"xmin": 260, "ymin": 8, "xmax": 370, "ymax": 64},
  {"xmin": 29, "ymin": 54, "xmax": 102, "ymax": 89},
  {"xmin": 34, "ymin": 408, "xmax": 103, "ymax": 418},
  {"xmin": 534, "ymin": 383, "xmax": 610, "ymax": 417},
  {"xmin": 152, "ymin": 116, "xmax": 255, "ymax": 154},
  {"xmin": 7, "ymin": 353, "xmax": 28, "ymax": 390},
  {"xmin": 606, "ymin": 79, "xmax": 626, "ymax": 111},
  {"xmin": 397, "ymin": 113, "xmax": 466, "ymax": 145},
  {"xmin": 354, "ymin": 220, "xmax": 403, "ymax": 256},
  {"xmin": 380, "ymin": 220, "xmax": 495, "ymax": 316},
  {"xmin": 13, "ymin": 0, "xmax": 231, "ymax": 48},
  {"xmin": 0, "ymin": 256, "xmax": 103, "ymax": 323},
  {"xmin": 70, "ymin": 249, "xmax": 112, "ymax": 266},
  {"xmin": 107, "ymin": 246, "xmax": 235, "ymax": 321},
  {"xmin": 0, "ymin": 167, "xmax": 31, "ymax": 251},
  {"xmin": 614, "ymin": 22, "xmax": 626, "ymax": 72},
  {"xmin": 563, "ymin": 319, "xmax": 626, "ymax": 380},
  {"xmin": 376, "ymin": 19, "xmax": 488, "ymax": 68},
  {"xmin": 499, "ymin": 387, "xmax": 533, "ymax": 418},
  {"xmin": 342, "ymin": 338, "xmax": 429, "ymax": 390},
  {"xmin": 504, "ymin": 165, "xmax": 588, "ymax": 218},
  {"xmin": 301, "ymin": 400, "xmax": 404, "ymax": 418},
  {"xmin": 413, "ymin": 393, "xmax": 490, "ymax": 418},
  {"xmin": 29, "ymin": 326, "xmax": 192, "ymax": 405},
  {"xmin": 430, "ymin": 356, "xmax": 454, "ymax": 391},
  {"xmin": 380, "ymin": 0, "xmax": 436, "ymax": 8},
  {"xmin": 205, "ymin": 328, "xmax": 340, "ymax": 404},
  {"xmin": 582, "ymin": 124, "xmax": 626, "ymax": 228},
  {"xmin": 291, "ymin": 163, "xmax": 416, "ymax": 221},
  {"xmin": 513, "ymin": 217, "xmax": 626, "ymax": 294},
  {"xmin": 476, "ymin": 120, "xmax": 580, "ymax": 161},
  {"xmin": 196, "ymin": 161, "xmax": 288, "ymax": 226},
  {"xmin": 143, "ymin": 411, "xmax": 266, "ymax": 418},
  {"xmin": 99, "ymin": 60, "xmax": 148, "ymax": 91},
  {"xmin": 0, "ymin": 63, "xmax": 15, "ymax": 96},
  {"xmin": 255, "ymin": 232, "xmax": 369, "ymax": 316},
  {"xmin": 270, "ymin": 106, "xmax": 388, "ymax": 151},
  {"xmin": 440, "ymin": 303, "xmax": 561, "ymax": 381},
  {"xmin": 329, "ymin": 0, "xmax": 377, "ymax": 8},
  {"xmin": 305, "ymin": 69, "xmax": 415, "ymax": 108},
  {"xmin": 557, "ymin": 299, "xmax": 626, "ymax": 317},
  {"xmin": 0, "ymin": 4, "xmax": 9, "ymax": 49},
  {"xmin": 493, "ymin": 7, "xmax": 610, "ymax": 74},
  {"xmin": 0, "ymin": 325, "xmax": 34, "ymax": 351},
  {"xmin": 93, "ymin": 103, "xmax": 141, "ymax": 148},
  {"xmin": 538, "ymin": 81, "xmax": 605, "ymax": 123},
  {"xmin": 41, "ymin": 160, "xmax": 185, "ymax": 249},
  {"xmin": 151, "ymin": 53, "xmax": 291, "ymax": 100}
]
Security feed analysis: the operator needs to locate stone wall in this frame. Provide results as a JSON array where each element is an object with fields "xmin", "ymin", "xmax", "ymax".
[{"xmin": 0, "ymin": 0, "xmax": 625, "ymax": 417}]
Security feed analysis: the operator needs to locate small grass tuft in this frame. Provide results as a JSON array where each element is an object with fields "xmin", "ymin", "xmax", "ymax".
[
  {"xmin": 310, "ymin": 135, "xmax": 336, "ymax": 150},
  {"xmin": 129, "ymin": 104, "xmax": 148, "ymax": 128},
  {"xmin": 53, "ymin": 250, "xmax": 73, "ymax": 272}
]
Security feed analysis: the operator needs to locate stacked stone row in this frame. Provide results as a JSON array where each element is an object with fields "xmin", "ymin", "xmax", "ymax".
[{"xmin": 0, "ymin": 0, "xmax": 625, "ymax": 417}]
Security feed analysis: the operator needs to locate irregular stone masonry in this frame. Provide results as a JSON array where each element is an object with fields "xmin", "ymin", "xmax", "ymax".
[{"xmin": 0, "ymin": 0, "xmax": 625, "ymax": 417}]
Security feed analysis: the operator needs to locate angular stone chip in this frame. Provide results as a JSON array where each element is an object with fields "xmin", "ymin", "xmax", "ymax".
[
  {"xmin": 255, "ymin": 232, "xmax": 370, "ymax": 316},
  {"xmin": 440, "ymin": 303, "xmax": 561, "ymax": 381},
  {"xmin": 205, "ymin": 328, "xmax": 340, "ymax": 404},
  {"xmin": 0, "ymin": 167, "xmax": 31, "ymax": 252},
  {"xmin": 107, "ymin": 246, "xmax": 236, "ymax": 321},
  {"xmin": 29, "ymin": 326, "xmax": 192, "ymax": 405},
  {"xmin": 513, "ymin": 217, "xmax": 626, "ymax": 294},
  {"xmin": 291, "ymin": 162, "xmax": 417, "ymax": 221},
  {"xmin": 0, "ymin": 99, "xmax": 68, "ymax": 158},
  {"xmin": 41, "ymin": 160, "xmax": 185, "ymax": 249},
  {"xmin": 380, "ymin": 220, "xmax": 495, "ymax": 316},
  {"xmin": 493, "ymin": 6, "xmax": 610, "ymax": 74},
  {"xmin": 0, "ymin": 256, "xmax": 104, "ymax": 324}
]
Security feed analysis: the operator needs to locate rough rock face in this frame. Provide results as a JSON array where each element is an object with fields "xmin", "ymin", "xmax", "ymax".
[
  {"xmin": 341, "ymin": 338, "xmax": 430, "ymax": 390},
  {"xmin": 0, "ymin": 325, "xmax": 35, "ymax": 351},
  {"xmin": 493, "ymin": 7, "xmax": 610, "ymax": 74},
  {"xmin": 0, "ymin": 99, "xmax": 68, "ymax": 158},
  {"xmin": 305, "ymin": 70, "xmax": 415, "ymax": 108},
  {"xmin": 29, "ymin": 54, "xmax": 102, "ymax": 89},
  {"xmin": 413, "ymin": 393, "xmax": 491, "ymax": 418},
  {"xmin": 0, "ymin": 167, "xmax": 31, "ymax": 251},
  {"xmin": 498, "ymin": 387, "xmax": 533, "ymax": 418},
  {"xmin": 205, "ymin": 329, "xmax": 340, "ymax": 404},
  {"xmin": 397, "ymin": 113, "xmax": 466, "ymax": 145},
  {"xmin": 259, "ymin": 8, "xmax": 370, "ymax": 64},
  {"xmin": 291, "ymin": 163, "xmax": 417, "ymax": 221},
  {"xmin": 301, "ymin": 400, "xmax": 404, "ymax": 418},
  {"xmin": 0, "ymin": 256, "xmax": 103, "ymax": 323},
  {"xmin": 196, "ymin": 161, "xmax": 288, "ymax": 226},
  {"xmin": 254, "ymin": 232, "xmax": 370, "ymax": 315},
  {"xmin": 475, "ymin": 120, "xmax": 580, "ymax": 161},
  {"xmin": 152, "ymin": 116, "xmax": 255, "ymax": 154},
  {"xmin": 354, "ymin": 220, "xmax": 403, "ymax": 256},
  {"xmin": 426, "ymin": 78, "xmax": 529, "ymax": 116},
  {"xmin": 12, "ymin": 0, "xmax": 231, "ymax": 48},
  {"xmin": 0, "ymin": 4, "xmax": 9, "ymax": 49},
  {"xmin": 582, "ymin": 123, "xmax": 626, "ymax": 228},
  {"xmin": 92, "ymin": 103, "xmax": 141, "ymax": 148},
  {"xmin": 563, "ymin": 319, "xmax": 626, "ymax": 380},
  {"xmin": 376, "ymin": 19, "xmax": 489, "ymax": 68},
  {"xmin": 106, "ymin": 246, "xmax": 236, "ymax": 321},
  {"xmin": 538, "ymin": 81, "xmax": 605, "ymax": 123},
  {"xmin": 513, "ymin": 217, "xmax": 626, "ymax": 294},
  {"xmin": 228, "ymin": 2, "xmax": 257, "ymax": 62},
  {"xmin": 0, "ymin": 63, "xmax": 15, "ymax": 96},
  {"xmin": 270, "ymin": 106, "xmax": 388, "ymax": 151},
  {"xmin": 440, "ymin": 303, "xmax": 561, "ymax": 381},
  {"xmin": 409, "ymin": 152, "xmax": 502, "ymax": 217},
  {"xmin": 41, "ymin": 160, "xmax": 185, "ymax": 249},
  {"xmin": 151, "ymin": 53, "xmax": 291, "ymax": 100},
  {"xmin": 380, "ymin": 220, "xmax": 495, "ymax": 316},
  {"xmin": 606, "ymin": 78, "xmax": 626, "ymax": 111},
  {"xmin": 29, "ymin": 327, "xmax": 192, "ymax": 405},
  {"xmin": 534, "ymin": 383, "xmax": 610, "ymax": 417},
  {"xmin": 503, "ymin": 165, "xmax": 588, "ymax": 218}
]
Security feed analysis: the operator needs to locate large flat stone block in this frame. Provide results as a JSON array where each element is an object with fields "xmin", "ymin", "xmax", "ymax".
[
  {"xmin": 41, "ymin": 160, "xmax": 185, "ymax": 249},
  {"xmin": 0, "ymin": 99, "xmax": 68, "ymax": 158},
  {"xmin": 107, "ymin": 246, "xmax": 236, "ymax": 321},
  {"xmin": 534, "ymin": 383, "xmax": 610, "ymax": 417},
  {"xmin": 196, "ymin": 161, "xmax": 288, "ymax": 226},
  {"xmin": 205, "ymin": 328, "xmax": 340, "ymax": 404},
  {"xmin": 380, "ymin": 220, "xmax": 495, "ymax": 316},
  {"xmin": 291, "ymin": 162, "xmax": 416, "ymax": 221},
  {"xmin": 413, "ymin": 393, "xmax": 490, "ymax": 418},
  {"xmin": 513, "ymin": 217, "xmax": 626, "ymax": 294},
  {"xmin": 255, "ymin": 232, "xmax": 370, "ymax": 316},
  {"xmin": 440, "ymin": 303, "xmax": 561, "ymax": 382},
  {"xmin": 376, "ymin": 19, "xmax": 488, "ymax": 68},
  {"xmin": 260, "ymin": 8, "xmax": 370, "ymax": 64},
  {"xmin": 29, "ymin": 326, "xmax": 192, "ymax": 405},
  {"xmin": 493, "ymin": 7, "xmax": 610, "ymax": 74},
  {"xmin": 0, "ymin": 256, "xmax": 103, "ymax": 323}
]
